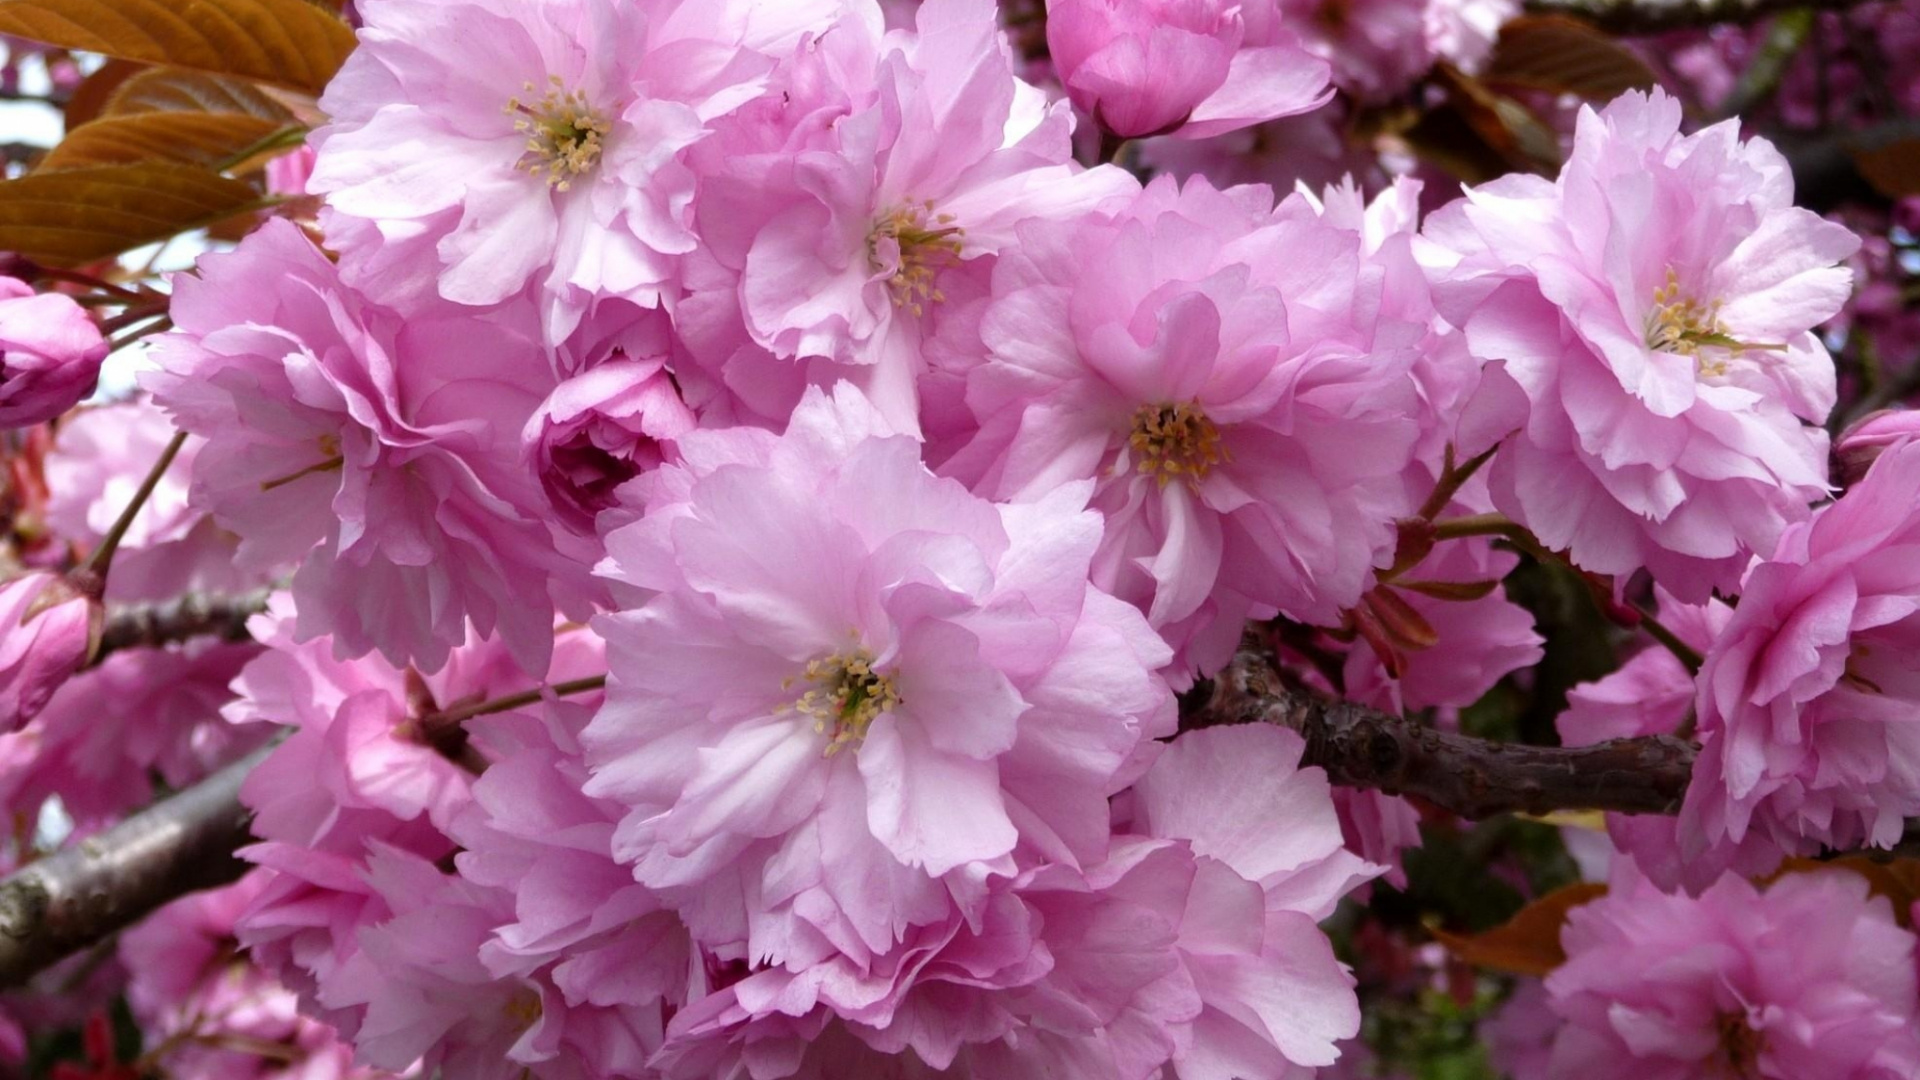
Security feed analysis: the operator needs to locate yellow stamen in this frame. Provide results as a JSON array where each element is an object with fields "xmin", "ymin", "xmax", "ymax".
[
  {"xmin": 869, "ymin": 202, "xmax": 964, "ymax": 317},
  {"xmin": 504, "ymin": 75, "xmax": 611, "ymax": 192},
  {"xmin": 790, "ymin": 648, "xmax": 901, "ymax": 756},
  {"xmin": 1129, "ymin": 402, "xmax": 1227, "ymax": 488},
  {"xmin": 1644, "ymin": 267, "xmax": 1785, "ymax": 377}
]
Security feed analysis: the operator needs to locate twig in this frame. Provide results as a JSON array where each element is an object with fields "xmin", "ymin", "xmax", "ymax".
[
  {"xmin": 92, "ymin": 588, "xmax": 272, "ymax": 664},
  {"xmin": 0, "ymin": 745, "xmax": 271, "ymax": 989},
  {"xmin": 1524, "ymin": 0, "xmax": 1876, "ymax": 34},
  {"xmin": 1187, "ymin": 647, "xmax": 1697, "ymax": 818}
]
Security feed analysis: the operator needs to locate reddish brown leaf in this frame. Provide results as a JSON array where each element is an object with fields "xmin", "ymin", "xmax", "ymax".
[
  {"xmin": 1431, "ymin": 882, "xmax": 1608, "ymax": 976},
  {"xmin": 41, "ymin": 112, "xmax": 287, "ymax": 170},
  {"xmin": 0, "ymin": 0, "xmax": 357, "ymax": 96},
  {"xmin": 1483, "ymin": 15, "xmax": 1658, "ymax": 101},
  {"xmin": 0, "ymin": 161, "xmax": 266, "ymax": 265}
]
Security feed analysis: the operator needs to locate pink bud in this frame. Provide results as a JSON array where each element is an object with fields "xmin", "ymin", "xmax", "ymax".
[
  {"xmin": 1836, "ymin": 409, "xmax": 1920, "ymax": 486},
  {"xmin": 1047, "ymin": 0, "xmax": 1244, "ymax": 137},
  {"xmin": 0, "ymin": 572, "xmax": 97, "ymax": 731},
  {"xmin": 523, "ymin": 357, "xmax": 695, "ymax": 533},
  {"xmin": 0, "ymin": 277, "xmax": 108, "ymax": 428}
]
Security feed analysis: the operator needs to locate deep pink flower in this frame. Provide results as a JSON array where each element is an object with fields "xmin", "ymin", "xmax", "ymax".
[
  {"xmin": 122, "ymin": 873, "xmax": 381, "ymax": 1080},
  {"xmin": 310, "ymin": 0, "xmax": 862, "ymax": 338},
  {"xmin": 0, "ymin": 572, "xmax": 94, "ymax": 732},
  {"xmin": 941, "ymin": 174, "xmax": 1426, "ymax": 682},
  {"xmin": 146, "ymin": 220, "xmax": 580, "ymax": 676},
  {"xmin": 1481, "ymin": 979, "xmax": 1555, "ymax": 1080},
  {"xmin": 582, "ymin": 384, "xmax": 1175, "ymax": 967},
  {"xmin": 525, "ymin": 357, "xmax": 696, "ymax": 533},
  {"xmin": 1046, "ymin": 0, "xmax": 1331, "ymax": 139},
  {"xmin": 1268, "ymin": 0, "xmax": 1435, "ymax": 101},
  {"xmin": 1424, "ymin": 89, "xmax": 1859, "ymax": 601},
  {"xmin": 1557, "ymin": 590, "xmax": 1743, "ymax": 893},
  {"xmin": 1545, "ymin": 863, "xmax": 1920, "ymax": 1079},
  {"xmin": 0, "ymin": 277, "xmax": 108, "ymax": 428},
  {"xmin": 0, "ymin": 639, "xmax": 263, "ymax": 832},
  {"xmin": 1677, "ymin": 439, "xmax": 1920, "ymax": 881}
]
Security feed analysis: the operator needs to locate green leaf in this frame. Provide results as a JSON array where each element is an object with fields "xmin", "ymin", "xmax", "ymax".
[
  {"xmin": 0, "ymin": 0, "xmax": 357, "ymax": 96},
  {"xmin": 0, "ymin": 162, "xmax": 267, "ymax": 265}
]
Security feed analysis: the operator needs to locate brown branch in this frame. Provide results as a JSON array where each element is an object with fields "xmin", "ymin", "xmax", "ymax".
[
  {"xmin": 1524, "ymin": 0, "xmax": 1876, "ymax": 34},
  {"xmin": 1188, "ymin": 649, "xmax": 1697, "ymax": 819},
  {"xmin": 0, "ymin": 745, "xmax": 270, "ymax": 989},
  {"xmin": 93, "ymin": 587, "xmax": 273, "ymax": 664}
]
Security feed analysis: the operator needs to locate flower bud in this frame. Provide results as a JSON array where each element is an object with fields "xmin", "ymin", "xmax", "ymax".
[
  {"xmin": 0, "ymin": 571, "xmax": 99, "ymax": 730},
  {"xmin": 0, "ymin": 277, "xmax": 109, "ymax": 428},
  {"xmin": 524, "ymin": 357, "xmax": 695, "ymax": 533},
  {"xmin": 1836, "ymin": 408, "xmax": 1920, "ymax": 486},
  {"xmin": 1047, "ymin": 0, "xmax": 1243, "ymax": 137}
]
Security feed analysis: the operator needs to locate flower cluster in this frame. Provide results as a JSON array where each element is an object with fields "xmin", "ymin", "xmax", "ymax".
[{"xmin": 2, "ymin": 0, "xmax": 1913, "ymax": 1076}]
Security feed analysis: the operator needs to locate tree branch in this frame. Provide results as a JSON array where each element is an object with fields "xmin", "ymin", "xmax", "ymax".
[
  {"xmin": 1523, "ymin": 0, "xmax": 1876, "ymax": 34},
  {"xmin": 93, "ymin": 587, "xmax": 273, "ymax": 664},
  {"xmin": 1188, "ymin": 648, "xmax": 1697, "ymax": 819},
  {"xmin": 0, "ymin": 745, "xmax": 270, "ymax": 989}
]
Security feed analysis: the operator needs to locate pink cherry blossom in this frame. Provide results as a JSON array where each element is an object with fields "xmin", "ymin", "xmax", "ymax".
[
  {"xmin": 1836, "ymin": 407, "xmax": 1920, "ymax": 485},
  {"xmin": 0, "ymin": 639, "xmax": 263, "ymax": 833},
  {"xmin": 1677, "ymin": 439, "xmax": 1920, "ymax": 880},
  {"xmin": 1557, "ymin": 589, "xmax": 1745, "ymax": 893},
  {"xmin": 1045, "ymin": 0, "xmax": 1332, "ymax": 139},
  {"xmin": 0, "ymin": 277, "xmax": 108, "ymax": 429},
  {"xmin": 1425, "ymin": 88, "xmax": 1858, "ymax": 600},
  {"xmin": 227, "ymin": 598, "xmax": 602, "ymax": 1037},
  {"xmin": 146, "ymin": 220, "xmax": 580, "ymax": 676},
  {"xmin": 582, "ymin": 383, "xmax": 1174, "ymax": 967},
  {"xmin": 43, "ymin": 400, "xmax": 253, "ymax": 604},
  {"xmin": 310, "ymin": 0, "xmax": 866, "ymax": 338},
  {"xmin": 0, "ymin": 572, "xmax": 94, "ymax": 732},
  {"xmin": 121, "ymin": 873, "xmax": 385, "ymax": 1080},
  {"xmin": 1268, "ymin": 0, "xmax": 1436, "ymax": 101},
  {"xmin": 655, "ymin": 725, "xmax": 1374, "ymax": 1080},
  {"xmin": 1545, "ymin": 862, "xmax": 1920, "ymax": 1079},
  {"xmin": 708, "ymin": 0, "xmax": 1137, "ymax": 431},
  {"xmin": 941, "ymin": 174, "xmax": 1426, "ymax": 682}
]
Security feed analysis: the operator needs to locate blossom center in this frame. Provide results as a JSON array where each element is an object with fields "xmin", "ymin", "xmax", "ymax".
[
  {"xmin": 1129, "ymin": 402, "xmax": 1226, "ymax": 488},
  {"xmin": 503, "ymin": 986, "xmax": 543, "ymax": 1032},
  {"xmin": 1715, "ymin": 1012, "xmax": 1763, "ymax": 1078},
  {"xmin": 1644, "ymin": 268, "xmax": 1783, "ymax": 377},
  {"xmin": 869, "ymin": 202, "xmax": 964, "ymax": 317},
  {"xmin": 506, "ymin": 76, "xmax": 611, "ymax": 192},
  {"xmin": 792, "ymin": 649, "xmax": 900, "ymax": 756}
]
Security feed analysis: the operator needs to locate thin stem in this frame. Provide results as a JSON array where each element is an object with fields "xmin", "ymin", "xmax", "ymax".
[
  {"xmin": 1430, "ymin": 512, "xmax": 1525, "ymax": 542},
  {"xmin": 98, "ymin": 302, "xmax": 169, "ymax": 335},
  {"xmin": 423, "ymin": 674, "xmax": 608, "ymax": 730},
  {"xmin": 105, "ymin": 315, "xmax": 172, "ymax": 355},
  {"xmin": 1417, "ymin": 442, "xmax": 1501, "ymax": 521},
  {"xmin": 81, "ymin": 430, "xmax": 188, "ymax": 588},
  {"xmin": 1633, "ymin": 603, "xmax": 1705, "ymax": 675},
  {"xmin": 31, "ymin": 268, "xmax": 142, "ymax": 299}
]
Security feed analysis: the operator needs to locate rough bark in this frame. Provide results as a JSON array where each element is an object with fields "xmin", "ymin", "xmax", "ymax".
[
  {"xmin": 1188, "ymin": 648, "xmax": 1697, "ymax": 819},
  {"xmin": 93, "ymin": 587, "xmax": 272, "ymax": 663},
  {"xmin": 0, "ymin": 745, "xmax": 269, "ymax": 989}
]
